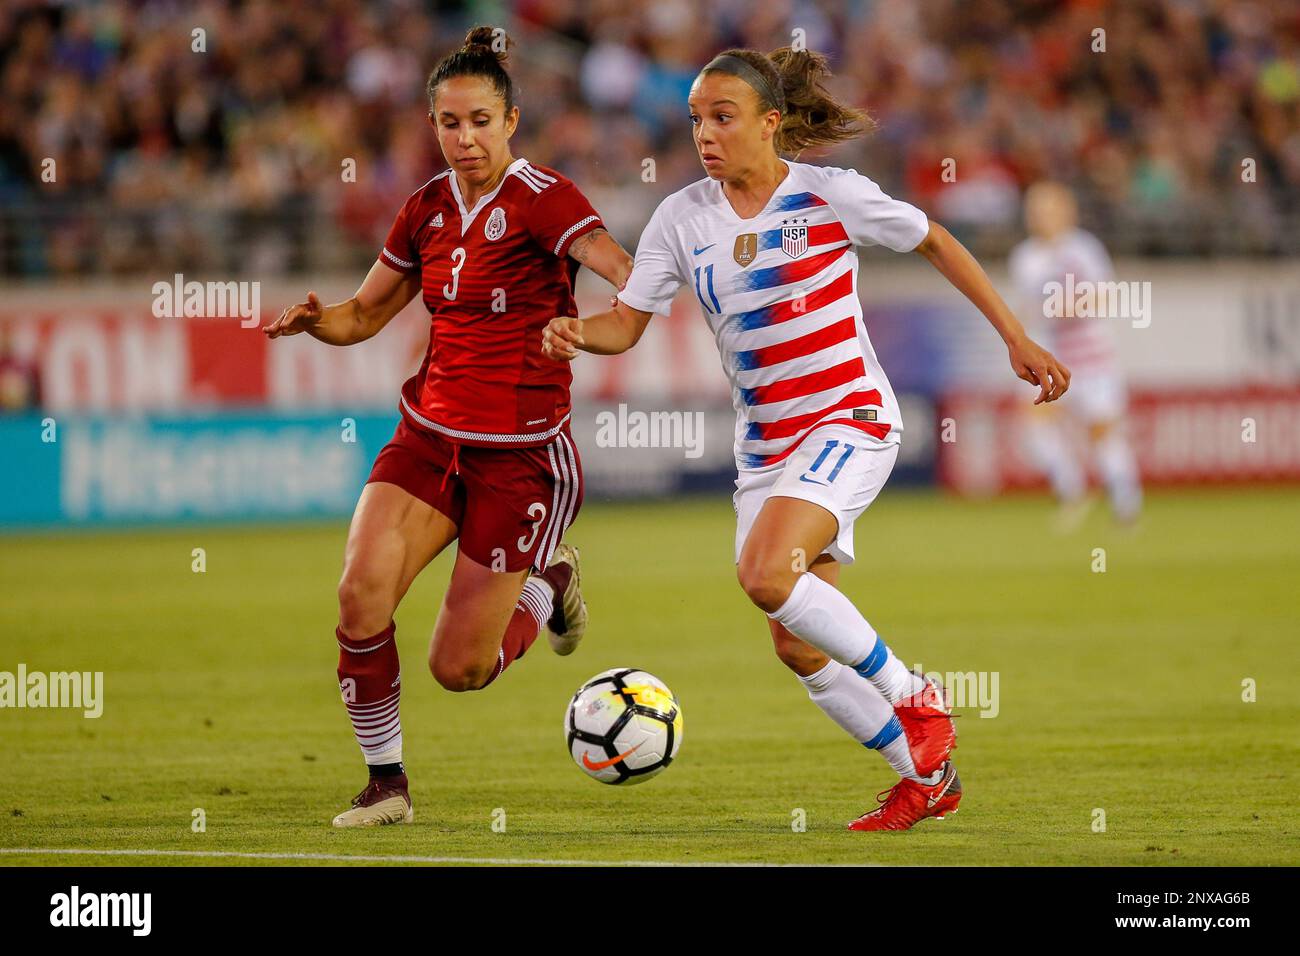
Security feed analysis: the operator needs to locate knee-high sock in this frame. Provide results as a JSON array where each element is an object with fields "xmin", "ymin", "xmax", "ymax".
[
  {"xmin": 798, "ymin": 659, "xmax": 935, "ymax": 781},
  {"xmin": 1095, "ymin": 431, "xmax": 1142, "ymax": 521},
  {"xmin": 769, "ymin": 573, "xmax": 924, "ymax": 705},
  {"xmin": 1026, "ymin": 420, "xmax": 1085, "ymax": 503},
  {"xmin": 337, "ymin": 621, "xmax": 402, "ymax": 768},
  {"xmin": 480, "ymin": 577, "xmax": 553, "ymax": 688}
]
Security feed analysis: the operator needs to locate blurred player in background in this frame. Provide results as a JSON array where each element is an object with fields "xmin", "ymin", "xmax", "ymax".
[
  {"xmin": 0, "ymin": 324, "xmax": 41, "ymax": 413},
  {"xmin": 264, "ymin": 28, "xmax": 632, "ymax": 828},
  {"xmin": 545, "ymin": 47, "xmax": 1069, "ymax": 830},
  {"xmin": 1011, "ymin": 182, "xmax": 1143, "ymax": 529}
]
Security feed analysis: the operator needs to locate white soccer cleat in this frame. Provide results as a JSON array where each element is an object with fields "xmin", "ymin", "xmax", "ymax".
[
  {"xmin": 331, "ymin": 775, "xmax": 413, "ymax": 828},
  {"xmin": 544, "ymin": 543, "xmax": 588, "ymax": 656}
]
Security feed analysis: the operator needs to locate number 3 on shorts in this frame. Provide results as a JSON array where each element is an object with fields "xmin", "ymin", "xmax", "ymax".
[
  {"xmin": 517, "ymin": 501, "xmax": 548, "ymax": 552},
  {"xmin": 799, "ymin": 440, "xmax": 855, "ymax": 486}
]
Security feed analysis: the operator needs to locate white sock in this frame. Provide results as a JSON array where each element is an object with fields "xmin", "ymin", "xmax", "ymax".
[
  {"xmin": 517, "ymin": 576, "xmax": 554, "ymax": 627},
  {"xmin": 1095, "ymin": 431, "xmax": 1142, "ymax": 522},
  {"xmin": 770, "ymin": 573, "xmax": 924, "ymax": 705},
  {"xmin": 1027, "ymin": 420, "xmax": 1085, "ymax": 503},
  {"xmin": 798, "ymin": 660, "xmax": 938, "ymax": 782},
  {"xmin": 354, "ymin": 703, "xmax": 403, "ymax": 766}
]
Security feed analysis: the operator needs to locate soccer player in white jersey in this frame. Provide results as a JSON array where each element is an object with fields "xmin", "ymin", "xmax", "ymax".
[
  {"xmin": 1010, "ymin": 182, "xmax": 1143, "ymax": 528},
  {"xmin": 544, "ymin": 47, "xmax": 1069, "ymax": 830}
]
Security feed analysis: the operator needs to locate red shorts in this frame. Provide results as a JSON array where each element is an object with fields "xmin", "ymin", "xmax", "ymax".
[{"xmin": 366, "ymin": 418, "xmax": 583, "ymax": 572}]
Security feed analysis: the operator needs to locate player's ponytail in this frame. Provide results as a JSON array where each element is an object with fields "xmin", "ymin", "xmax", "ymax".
[
  {"xmin": 427, "ymin": 26, "xmax": 516, "ymax": 112},
  {"xmin": 702, "ymin": 47, "xmax": 872, "ymax": 156},
  {"xmin": 769, "ymin": 47, "xmax": 873, "ymax": 154}
]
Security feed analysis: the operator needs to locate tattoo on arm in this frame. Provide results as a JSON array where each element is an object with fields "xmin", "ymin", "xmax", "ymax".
[
  {"xmin": 567, "ymin": 227, "xmax": 608, "ymax": 264},
  {"xmin": 569, "ymin": 227, "xmax": 634, "ymax": 290}
]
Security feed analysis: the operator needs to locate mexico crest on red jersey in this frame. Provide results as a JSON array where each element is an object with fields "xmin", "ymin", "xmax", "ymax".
[
  {"xmin": 485, "ymin": 206, "xmax": 507, "ymax": 241},
  {"xmin": 781, "ymin": 219, "xmax": 808, "ymax": 259}
]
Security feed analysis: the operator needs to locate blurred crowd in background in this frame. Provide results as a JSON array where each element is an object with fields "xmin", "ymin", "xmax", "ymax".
[{"xmin": 2, "ymin": 0, "xmax": 1298, "ymax": 278}]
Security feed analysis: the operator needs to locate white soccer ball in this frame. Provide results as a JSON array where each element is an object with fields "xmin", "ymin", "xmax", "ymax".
[{"xmin": 565, "ymin": 668, "xmax": 683, "ymax": 785}]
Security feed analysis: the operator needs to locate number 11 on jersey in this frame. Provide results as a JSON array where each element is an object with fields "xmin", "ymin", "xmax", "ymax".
[{"xmin": 693, "ymin": 263, "xmax": 721, "ymax": 315}]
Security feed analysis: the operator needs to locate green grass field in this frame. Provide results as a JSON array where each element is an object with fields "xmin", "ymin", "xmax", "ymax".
[{"xmin": 1, "ymin": 487, "xmax": 1297, "ymax": 866}]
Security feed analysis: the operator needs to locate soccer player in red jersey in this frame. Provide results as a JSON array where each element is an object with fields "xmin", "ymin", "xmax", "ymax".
[{"xmin": 264, "ymin": 28, "xmax": 632, "ymax": 827}]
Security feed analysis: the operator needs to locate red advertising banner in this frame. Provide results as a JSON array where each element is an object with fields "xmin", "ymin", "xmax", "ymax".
[
  {"xmin": 937, "ymin": 387, "xmax": 1300, "ymax": 494},
  {"xmin": 0, "ymin": 287, "xmax": 727, "ymax": 413},
  {"xmin": 0, "ymin": 307, "xmax": 429, "ymax": 411}
]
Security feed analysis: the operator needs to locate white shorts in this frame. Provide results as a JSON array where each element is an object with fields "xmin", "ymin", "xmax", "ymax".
[
  {"xmin": 1064, "ymin": 367, "xmax": 1128, "ymax": 423},
  {"xmin": 733, "ymin": 427, "xmax": 899, "ymax": 566}
]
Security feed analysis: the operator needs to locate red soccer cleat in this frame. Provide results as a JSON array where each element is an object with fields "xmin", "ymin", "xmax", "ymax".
[
  {"xmin": 894, "ymin": 676, "xmax": 956, "ymax": 778},
  {"xmin": 848, "ymin": 761, "xmax": 962, "ymax": 832}
]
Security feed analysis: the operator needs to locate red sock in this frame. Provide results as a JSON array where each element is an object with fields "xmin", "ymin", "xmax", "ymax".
[
  {"xmin": 480, "ymin": 579, "xmax": 551, "ymax": 687},
  {"xmin": 336, "ymin": 621, "xmax": 403, "ymax": 766}
]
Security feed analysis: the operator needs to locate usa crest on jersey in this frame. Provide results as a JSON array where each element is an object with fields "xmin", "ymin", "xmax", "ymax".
[{"xmin": 781, "ymin": 220, "xmax": 808, "ymax": 259}]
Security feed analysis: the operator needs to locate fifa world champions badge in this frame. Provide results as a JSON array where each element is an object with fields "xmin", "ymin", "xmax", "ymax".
[{"xmin": 733, "ymin": 232, "xmax": 757, "ymax": 266}]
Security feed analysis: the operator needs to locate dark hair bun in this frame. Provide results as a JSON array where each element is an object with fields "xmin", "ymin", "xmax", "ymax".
[
  {"xmin": 428, "ymin": 25, "xmax": 516, "ymax": 112},
  {"xmin": 463, "ymin": 26, "xmax": 511, "ymax": 65}
]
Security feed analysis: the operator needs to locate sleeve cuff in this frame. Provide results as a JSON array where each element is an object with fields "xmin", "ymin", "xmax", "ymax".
[
  {"xmin": 380, "ymin": 247, "xmax": 418, "ymax": 272},
  {"xmin": 896, "ymin": 212, "xmax": 931, "ymax": 253},
  {"xmin": 554, "ymin": 215, "xmax": 603, "ymax": 257},
  {"xmin": 616, "ymin": 288, "xmax": 671, "ymax": 316}
]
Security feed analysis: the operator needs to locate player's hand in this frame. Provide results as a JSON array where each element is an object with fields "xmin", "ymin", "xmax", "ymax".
[
  {"xmin": 264, "ymin": 292, "xmax": 323, "ymax": 339},
  {"xmin": 1008, "ymin": 335, "xmax": 1070, "ymax": 404},
  {"xmin": 542, "ymin": 316, "xmax": 584, "ymax": 361}
]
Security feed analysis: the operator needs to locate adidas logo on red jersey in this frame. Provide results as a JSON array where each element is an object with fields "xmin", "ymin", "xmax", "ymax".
[{"xmin": 429, "ymin": 213, "xmax": 444, "ymax": 228}]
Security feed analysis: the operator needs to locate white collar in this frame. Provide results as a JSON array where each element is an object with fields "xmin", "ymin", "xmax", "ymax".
[
  {"xmin": 449, "ymin": 157, "xmax": 529, "ymax": 236},
  {"xmin": 714, "ymin": 160, "xmax": 796, "ymax": 224}
]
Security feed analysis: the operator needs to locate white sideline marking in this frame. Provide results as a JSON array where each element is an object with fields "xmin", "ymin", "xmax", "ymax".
[{"xmin": 0, "ymin": 847, "xmax": 873, "ymax": 867}]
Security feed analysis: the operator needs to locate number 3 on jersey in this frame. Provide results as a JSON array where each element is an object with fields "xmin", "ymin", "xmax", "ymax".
[{"xmin": 443, "ymin": 247, "xmax": 467, "ymax": 300}]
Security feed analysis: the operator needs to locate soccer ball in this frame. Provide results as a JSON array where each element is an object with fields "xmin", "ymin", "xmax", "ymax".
[{"xmin": 565, "ymin": 668, "xmax": 682, "ymax": 785}]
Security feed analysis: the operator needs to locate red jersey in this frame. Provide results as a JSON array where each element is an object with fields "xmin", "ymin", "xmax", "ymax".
[{"xmin": 379, "ymin": 158, "xmax": 604, "ymax": 447}]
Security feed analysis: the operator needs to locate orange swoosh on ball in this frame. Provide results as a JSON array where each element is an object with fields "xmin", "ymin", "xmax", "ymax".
[{"xmin": 581, "ymin": 743, "xmax": 643, "ymax": 771}]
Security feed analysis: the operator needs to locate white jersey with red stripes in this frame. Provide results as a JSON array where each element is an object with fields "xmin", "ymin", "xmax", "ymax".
[
  {"xmin": 1008, "ymin": 228, "xmax": 1121, "ymax": 379},
  {"xmin": 618, "ymin": 161, "xmax": 929, "ymax": 472}
]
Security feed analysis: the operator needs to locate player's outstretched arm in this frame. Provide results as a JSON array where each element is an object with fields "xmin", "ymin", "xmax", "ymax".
[
  {"xmin": 264, "ymin": 260, "xmax": 421, "ymax": 346},
  {"xmin": 914, "ymin": 219, "xmax": 1071, "ymax": 405},
  {"xmin": 567, "ymin": 228, "xmax": 634, "ymax": 290},
  {"xmin": 542, "ymin": 299, "xmax": 652, "ymax": 361}
]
